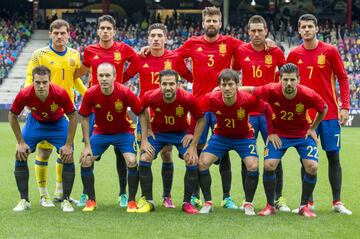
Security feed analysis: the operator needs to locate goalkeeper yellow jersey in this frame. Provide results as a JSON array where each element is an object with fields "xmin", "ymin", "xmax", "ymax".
[{"xmin": 25, "ymin": 45, "xmax": 86, "ymax": 103}]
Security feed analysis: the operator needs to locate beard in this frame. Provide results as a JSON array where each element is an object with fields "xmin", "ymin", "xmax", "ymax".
[{"xmin": 205, "ymin": 27, "xmax": 219, "ymax": 38}]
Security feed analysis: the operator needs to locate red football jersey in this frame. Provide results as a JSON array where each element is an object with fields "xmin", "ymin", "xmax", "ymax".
[
  {"xmin": 233, "ymin": 43, "xmax": 285, "ymax": 116},
  {"xmin": 79, "ymin": 82, "xmax": 143, "ymax": 135},
  {"xmin": 83, "ymin": 41, "xmax": 136, "ymax": 86},
  {"xmin": 200, "ymin": 90, "xmax": 271, "ymax": 139},
  {"xmin": 253, "ymin": 83, "xmax": 327, "ymax": 138},
  {"xmin": 123, "ymin": 50, "xmax": 193, "ymax": 97},
  {"xmin": 176, "ymin": 35, "xmax": 243, "ymax": 98},
  {"xmin": 233, "ymin": 43, "xmax": 285, "ymax": 86},
  {"xmin": 287, "ymin": 41, "xmax": 349, "ymax": 120},
  {"xmin": 141, "ymin": 88, "xmax": 203, "ymax": 133},
  {"xmin": 11, "ymin": 84, "xmax": 75, "ymax": 122}
]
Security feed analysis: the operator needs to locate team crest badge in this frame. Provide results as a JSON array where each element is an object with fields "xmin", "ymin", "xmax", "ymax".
[
  {"xmin": 164, "ymin": 60, "xmax": 172, "ymax": 70},
  {"xmin": 265, "ymin": 54, "xmax": 272, "ymax": 67},
  {"xmin": 264, "ymin": 148, "xmax": 269, "ymax": 157},
  {"xmin": 115, "ymin": 99, "xmax": 123, "ymax": 112},
  {"xmin": 295, "ymin": 103, "xmax": 304, "ymax": 113},
  {"xmin": 114, "ymin": 51, "xmax": 122, "ymax": 64},
  {"xmin": 50, "ymin": 102, "xmax": 58, "ymax": 112},
  {"xmin": 69, "ymin": 58, "xmax": 75, "ymax": 67},
  {"xmin": 317, "ymin": 54, "xmax": 326, "ymax": 68},
  {"xmin": 237, "ymin": 108, "xmax": 245, "ymax": 120},
  {"xmin": 176, "ymin": 105, "xmax": 184, "ymax": 117},
  {"xmin": 219, "ymin": 43, "xmax": 227, "ymax": 56}
]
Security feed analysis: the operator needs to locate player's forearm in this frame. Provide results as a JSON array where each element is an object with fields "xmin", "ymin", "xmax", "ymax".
[
  {"xmin": 81, "ymin": 116, "xmax": 91, "ymax": 146},
  {"xmin": 238, "ymin": 86, "xmax": 254, "ymax": 93},
  {"xmin": 311, "ymin": 105, "xmax": 328, "ymax": 130},
  {"xmin": 8, "ymin": 112, "xmax": 25, "ymax": 144},
  {"xmin": 190, "ymin": 116, "xmax": 206, "ymax": 147},
  {"xmin": 74, "ymin": 64, "xmax": 89, "ymax": 79},
  {"xmin": 74, "ymin": 78, "xmax": 87, "ymax": 96},
  {"xmin": 338, "ymin": 79, "xmax": 351, "ymax": 109},
  {"xmin": 139, "ymin": 111, "xmax": 150, "ymax": 141},
  {"xmin": 65, "ymin": 113, "xmax": 77, "ymax": 146}
]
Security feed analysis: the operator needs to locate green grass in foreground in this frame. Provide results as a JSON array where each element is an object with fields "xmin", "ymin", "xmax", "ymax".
[{"xmin": 0, "ymin": 123, "xmax": 359, "ymax": 239}]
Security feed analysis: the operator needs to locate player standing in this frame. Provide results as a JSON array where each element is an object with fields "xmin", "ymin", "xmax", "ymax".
[
  {"xmin": 233, "ymin": 15, "xmax": 289, "ymax": 211},
  {"xmin": 75, "ymin": 15, "xmax": 136, "ymax": 207},
  {"xmin": 287, "ymin": 14, "xmax": 352, "ymax": 215},
  {"xmin": 10, "ymin": 66, "xmax": 77, "ymax": 212}
]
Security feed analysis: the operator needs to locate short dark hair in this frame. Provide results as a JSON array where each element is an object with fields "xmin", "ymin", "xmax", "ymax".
[
  {"xmin": 218, "ymin": 69, "xmax": 239, "ymax": 84},
  {"xmin": 279, "ymin": 63, "xmax": 299, "ymax": 77},
  {"xmin": 49, "ymin": 19, "xmax": 70, "ymax": 32},
  {"xmin": 202, "ymin": 6, "xmax": 222, "ymax": 21},
  {"xmin": 32, "ymin": 66, "xmax": 51, "ymax": 81},
  {"xmin": 298, "ymin": 14, "xmax": 318, "ymax": 28},
  {"xmin": 248, "ymin": 15, "xmax": 267, "ymax": 29},
  {"xmin": 98, "ymin": 15, "xmax": 116, "ymax": 29},
  {"xmin": 148, "ymin": 23, "xmax": 167, "ymax": 35},
  {"xmin": 97, "ymin": 62, "xmax": 116, "ymax": 75},
  {"xmin": 159, "ymin": 69, "xmax": 179, "ymax": 83}
]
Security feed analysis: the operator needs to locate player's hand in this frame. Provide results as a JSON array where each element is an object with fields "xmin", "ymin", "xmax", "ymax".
[
  {"xmin": 266, "ymin": 134, "xmax": 282, "ymax": 149},
  {"xmin": 339, "ymin": 109, "xmax": 349, "ymax": 126},
  {"xmin": 181, "ymin": 134, "xmax": 193, "ymax": 148},
  {"xmin": 305, "ymin": 128, "xmax": 318, "ymax": 144},
  {"xmin": 139, "ymin": 46, "xmax": 150, "ymax": 58},
  {"xmin": 16, "ymin": 142, "xmax": 31, "ymax": 161},
  {"xmin": 80, "ymin": 146, "xmax": 93, "ymax": 164},
  {"xmin": 60, "ymin": 144, "xmax": 74, "ymax": 163},
  {"xmin": 264, "ymin": 38, "xmax": 276, "ymax": 51},
  {"xmin": 141, "ymin": 139, "xmax": 155, "ymax": 158},
  {"xmin": 184, "ymin": 145, "xmax": 198, "ymax": 165}
]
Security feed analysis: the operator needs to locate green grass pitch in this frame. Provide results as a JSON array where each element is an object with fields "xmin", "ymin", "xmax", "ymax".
[{"xmin": 0, "ymin": 123, "xmax": 359, "ymax": 239}]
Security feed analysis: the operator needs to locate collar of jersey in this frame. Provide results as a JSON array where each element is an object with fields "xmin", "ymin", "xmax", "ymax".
[{"xmin": 49, "ymin": 44, "xmax": 67, "ymax": 56}]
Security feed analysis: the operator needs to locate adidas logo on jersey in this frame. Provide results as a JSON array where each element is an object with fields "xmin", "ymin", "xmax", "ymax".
[
  {"xmin": 50, "ymin": 61, "xmax": 55, "ymax": 65},
  {"xmin": 298, "ymin": 59, "xmax": 303, "ymax": 64},
  {"xmin": 244, "ymin": 57, "xmax": 250, "ymax": 61},
  {"xmin": 215, "ymin": 110, "xmax": 222, "ymax": 115},
  {"xmin": 155, "ymin": 107, "xmax": 161, "ymax": 112},
  {"xmin": 94, "ymin": 55, "xmax": 99, "ymax": 59},
  {"xmin": 95, "ymin": 104, "xmax": 102, "ymax": 108},
  {"xmin": 143, "ymin": 63, "xmax": 149, "ymax": 68},
  {"xmin": 197, "ymin": 47, "xmax": 203, "ymax": 52},
  {"xmin": 31, "ymin": 107, "xmax": 37, "ymax": 111},
  {"xmin": 274, "ymin": 102, "xmax": 280, "ymax": 106}
]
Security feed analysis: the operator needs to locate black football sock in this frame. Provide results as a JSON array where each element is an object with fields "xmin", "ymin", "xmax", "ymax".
[
  {"xmin": 263, "ymin": 170, "xmax": 276, "ymax": 206},
  {"xmin": 138, "ymin": 161, "xmax": 153, "ymax": 201},
  {"xmin": 62, "ymin": 163, "xmax": 75, "ymax": 200},
  {"xmin": 114, "ymin": 148, "xmax": 127, "ymax": 195},
  {"xmin": 191, "ymin": 149, "xmax": 203, "ymax": 198},
  {"xmin": 220, "ymin": 152, "xmax": 232, "ymax": 199},
  {"xmin": 300, "ymin": 158, "xmax": 313, "ymax": 202},
  {"xmin": 14, "ymin": 160, "xmax": 29, "ymax": 201},
  {"xmin": 275, "ymin": 161, "xmax": 283, "ymax": 200},
  {"xmin": 184, "ymin": 165, "xmax": 198, "ymax": 203},
  {"xmin": 199, "ymin": 169, "xmax": 212, "ymax": 202},
  {"xmin": 326, "ymin": 151, "xmax": 342, "ymax": 202},
  {"xmin": 301, "ymin": 173, "xmax": 317, "ymax": 206},
  {"xmin": 245, "ymin": 170, "xmax": 259, "ymax": 202},
  {"xmin": 127, "ymin": 166, "xmax": 139, "ymax": 202},
  {"xmin": 241, "ymin": 159, "xmax": 247, "ymax": 196},
  {"xmin": 81, "ymin": 166, "xmax": 95, "ymax": 200},
  {"xmin": 162, "ymin": 162, "xmax": 174, "ymax": 198}
]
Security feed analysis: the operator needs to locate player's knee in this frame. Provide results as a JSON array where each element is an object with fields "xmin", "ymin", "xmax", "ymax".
[
  {"xmin": 126, "ymin": 158, "xmax": 137, "ymax": 168},
  {"xmin": 304, "ymin": 161, "xmax": 318, "ymax": 175},
  {"xmin": 264, "ymin": 160, "xmax": 277, "ymax": 171},
  {"xmin": 140, "ymin": 153, "xmax": 152, "ymax": 163},
  {"xmin": 81, "ymin": 156, "xmax": 94, "ymax": 168},
  {"xmin": 198, "ymin": 158, "xmax": 210, "ymax": 171},
  {"xmin": 245, "ymin": 159, "xmax": 259, "ymax": 171}
]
